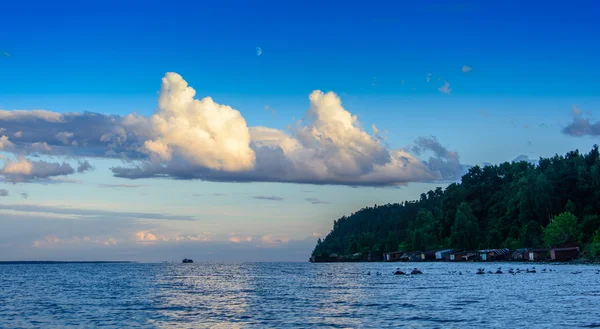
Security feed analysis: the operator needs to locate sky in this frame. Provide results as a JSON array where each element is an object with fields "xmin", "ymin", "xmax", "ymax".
[{"xmin": 1, "ymin": 0, "xmax": 599, "ymax": 262}]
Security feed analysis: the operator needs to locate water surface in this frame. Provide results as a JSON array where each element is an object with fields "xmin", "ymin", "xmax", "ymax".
[{"xmin": 1, "ymin": 262, "xmax": 599, "ymax": 328}]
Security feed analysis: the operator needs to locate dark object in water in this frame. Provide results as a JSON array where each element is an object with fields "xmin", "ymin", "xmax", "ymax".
[
  {"xmin": 394, "ymin": 269, "xmax": 405, "ymax": 275},
  {"xmin": 508, "ymin": 268, "xmax": 515, "ymax": 274},
  {"xmin": 411, "ymin": 268, "xmax": 423, "ymax": 275},
  {"xmin": 182, "ymin": 258, "xmax": 193, "ymax": 263},
  {"xmin": 476, "ymin": 268, "xmax": 485, "ymax": 275},
  {"xmin": 495, "ymin": 268, "xmax": 503, "ymax": 274},
  {"xmin": 526, "ymin": 268, "xmax": 536, "ymax": 273}
]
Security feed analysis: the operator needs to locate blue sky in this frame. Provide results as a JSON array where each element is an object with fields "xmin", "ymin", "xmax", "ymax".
[{"xmin": 1, "ymin": 0, "xmax": 599, "ymax": 261}]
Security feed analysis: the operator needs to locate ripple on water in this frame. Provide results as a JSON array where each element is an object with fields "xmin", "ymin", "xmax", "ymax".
[{"xmin": 0, "ymin": 262, "xmax": 599, "ymax": 328}]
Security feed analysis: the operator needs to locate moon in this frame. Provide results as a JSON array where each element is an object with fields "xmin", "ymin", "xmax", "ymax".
[{"xmin": 256, "ymin": 47, "xmax": 262, "ymax": 56}]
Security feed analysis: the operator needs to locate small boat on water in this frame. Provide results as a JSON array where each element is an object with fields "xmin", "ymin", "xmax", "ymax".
[{"xmin": 182, "ymin": 258, "xmax": 193, "ymax": 263}]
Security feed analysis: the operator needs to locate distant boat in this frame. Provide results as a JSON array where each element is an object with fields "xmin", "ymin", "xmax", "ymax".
[{"xmin": 182, "ymin": 258, "xmax": 193, "ymax": 263}]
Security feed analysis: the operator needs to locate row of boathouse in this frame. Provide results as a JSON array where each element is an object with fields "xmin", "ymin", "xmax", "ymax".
[{"xmin": 311, "ymin": 243, "xmax": 580, "ymax": 263}]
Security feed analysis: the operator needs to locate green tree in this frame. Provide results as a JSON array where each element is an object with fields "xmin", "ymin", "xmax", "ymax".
[
  {"xmin": 591, "ymin": 228, "xmax": 600, "ymax": 258},
  {"xmin": 520, "ymin": 221, "xmax": 544, "ymax": 248},
  {"xmin": 451, "ymin": 202, "xmax": 479, "ymax": 250},
  {"xmin": 544, "ymin": 212, "xmax": 580, "ymax": 246}
]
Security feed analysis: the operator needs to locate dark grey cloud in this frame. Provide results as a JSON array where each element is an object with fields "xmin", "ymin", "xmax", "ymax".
[
  {"xmin": 562, "ymin": 108, "xmax": 600, "ymax": 137},
  {"xmin": 0, "ymin": 204, "xmax": 194, "ymax": 220},
  {"xmin": 411, "ymin": 136, "xmax": 469, "ymax": 180},
  {"xmin": 0, "ymin": 189, "xmax": 8, "ymax": 197},
  {"xmin": 77, "ymin": 160, "xmax": 93, "ymax": 173},
  {"xmin": 305, "ymin": 197, "xmax": 329, "ymax": 204},
  {"xmin": 252, "ymin": 195, "xmax": 284, "ymax": 201},
  {"xmin": 0, "ymin": 110, "xmax": 150, "ymax": 158},
  {"xmin": 1, "ymin": 158, "xmax": 76, "ymax": 183}
]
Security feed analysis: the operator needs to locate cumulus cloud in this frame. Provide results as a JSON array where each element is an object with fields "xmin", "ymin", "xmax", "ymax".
[
  {"xmin": 438, "ymin": 81, "xmax": 452, "ymax": 94},
  {"xmin": 0, "ymin": 72, "xmax": 467, "ymax": 186},
  {"xmin": 0, "ymin": 109, "xmax": 151, "ymax": 158},
  {"xmin": 0, "ymin": 156, "xmax": 76, "ymax": 183},
  {"xmin": 0, "ymin": 189, "xmax": 8, "ymax": 197},
  {"xmin": 134, "ymin": 230, "xmax": 212, "ymax": 244},
  {"xmin": 260, "ymin": 233, "xmax": 290, "ymax": 245},
  {"xmin": 76, "ymin": 160, "xmax": 93, "ymax": 173},
  {"xmin": 0, "ymin": 135, "xmax": 17, "ymax": 152},
  {"xmin": 462, "ymin": 65, "xmax": 472, "ymax": 73},
  {"xmin": 142, "ymin": 73, "xmax": 255, "ymax": 171},
  {"xmin": 253, "ymin": 195, "xmax": 284, "ymax": 201},
  {"xmin": 562, "ymin": 106, "xmax": 600, "ymax": 137},
  {"xmin": 134, "ymin": 231, "xmax": 158, "ymax": 243},
  {"xmin": 228, "ymin": 232, "xmax": 253, "ymax": 243},
  {"xmin": 29, "ymin": 142, "xmax": 53, "ymax": 154}
]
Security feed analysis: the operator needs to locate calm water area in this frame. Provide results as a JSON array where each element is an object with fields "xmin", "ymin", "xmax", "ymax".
[{"xmin": 1, "ymin": 262, "xmax": 599, "ymax": 328}]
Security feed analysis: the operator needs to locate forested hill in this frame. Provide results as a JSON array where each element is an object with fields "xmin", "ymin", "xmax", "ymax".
[{"xmin": 312, "ymin": 146, "xmax": 600, "ymax": 259}]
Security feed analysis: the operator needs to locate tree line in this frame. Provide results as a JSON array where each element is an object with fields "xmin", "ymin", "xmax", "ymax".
[{"xmin": 312, "ymin": 146, "xmax": 600, "ymax": 259}]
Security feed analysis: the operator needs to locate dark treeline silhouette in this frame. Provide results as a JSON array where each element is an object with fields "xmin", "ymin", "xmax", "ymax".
[{"xmin": 312, "ymin": 146, "xmax": 600, "ymax": 260}]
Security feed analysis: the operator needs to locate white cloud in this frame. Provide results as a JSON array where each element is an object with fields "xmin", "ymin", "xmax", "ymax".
[
  {"xmin": 462, "ymin": 65, "xmax": 472, "ymax": 73},
  {"xmin": 142, "ymin": 73, "xmax": 256, "ymax": 172},
  {"xmin": 229, "ymin": 232, "xmax": 253, "ymax": 243},
  {"xmin": 0, "ymin": 135, "xmax": 15, "ymax": 151},
  {"xmin": 256, "ymin": 47, "xmax": 262, "ymax": 56},
  {"xmin": 438, "ymin": 81, "xmax": 452, "ymax": 94},
  {"xmin": 261, "ymin": 233, "xmax": 290, "ymax": 245},
  {"xmin": 134, "ymin": 231, "xmax": 158, "ymax": 243},
  {"xmin": 134, "ymin": 230, "xmax": 212, "ymax": 244},
  {"xmin": 426, "ymin": 73, "xmax": 432, "ymax": 82},
  {"xmin": 0, "ymin": 73, "xmax": 467, "ymax": 186}
]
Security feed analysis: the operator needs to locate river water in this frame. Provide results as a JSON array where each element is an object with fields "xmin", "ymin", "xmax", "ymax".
[{"xmin": 1, "ymin": 262, "xmax": 599, "ymax": 328}]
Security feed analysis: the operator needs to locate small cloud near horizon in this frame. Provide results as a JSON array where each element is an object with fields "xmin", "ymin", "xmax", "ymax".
[
  {"xmin": 305, "ymin": 197, "xmax": 330, "ymax": 204},
  {"xmin": 253, "ymin": 195, "xmax": 284, "ymax": 201},
  {"xmin": 98, "ymin": 184, "xmax": 146, "ymax": 188},
  {"xmin": 462, "ymin": 65, "xmax": 472, "ymax": 73}
]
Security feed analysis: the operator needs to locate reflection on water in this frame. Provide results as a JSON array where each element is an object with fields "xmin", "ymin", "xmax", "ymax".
[{"xmin": 1, "ymin": 262, "xmax": 600, "ymax": 328}]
